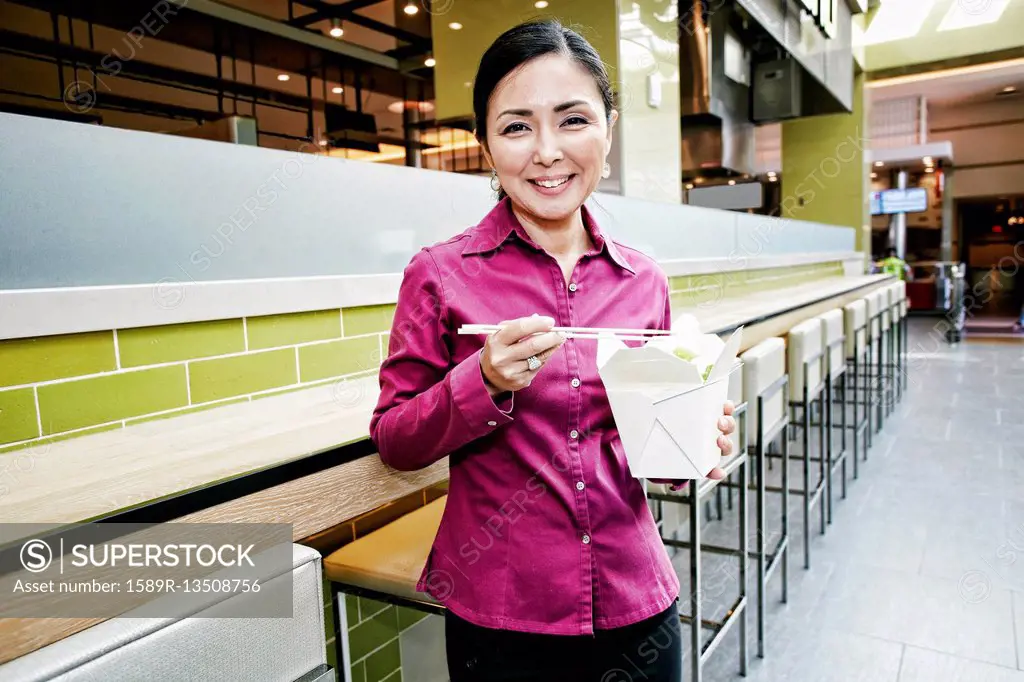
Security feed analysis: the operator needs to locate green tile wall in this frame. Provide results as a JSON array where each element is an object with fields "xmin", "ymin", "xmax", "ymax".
[
  {"xmin": 189, "ymin": 349, "xmax": 297, "ymax": 404},
  {"xmin": 118, "ymin": 320, "xmax": 244, "ymax": 367},
  {"xmin": 299, "ymin": 336, "xmax": 380, "ymax": 383},
  {"xmin": 0, "ymin": 332, "xmax": 115, "ymax": 388},
  {"xmin": 0, "ymin": 388, "xmax": 40, "ymax": 445},
  {"xmin": 247, "ymin": 311, "xmax": 341, "ymax": 350},
  {"xmin": 364, "ymin": 640, "xmax": 401, "ymax": 682},
  {"xmin": 37, "ymin": 366, "xmax": 188, "ymax": 435},
  {"xmin": 343, "ymin": 305, "xmax": 396, "ymax": 337}
]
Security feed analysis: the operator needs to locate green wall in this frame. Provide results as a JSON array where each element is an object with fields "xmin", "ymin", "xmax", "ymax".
[
  {"xmin": 430, "ymin": 0, "xmax": 619, "ymax": 121},
  {"xmin": 781, "ymin": 73, "xmax": 870, "ymax": 252}
]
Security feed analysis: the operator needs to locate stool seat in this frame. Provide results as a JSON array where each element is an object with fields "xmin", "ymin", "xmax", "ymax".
[
  {"xmin": 787, "ymin": 318, "xmax": 823, "ymax": 401},
  {"xmin": 741, "ymin": 337, "xmax": 786, "ymax": 444},
  {"xmin": 324, "ymin": 496, "xmax": 446, "ymax": 604},
  {"xmin": 819, "ymin": 309, "xmax": 845, "ymax": 378},
  {"xmin": 844, "ymin": 299, "xmax": 867, "ymax": 358}
]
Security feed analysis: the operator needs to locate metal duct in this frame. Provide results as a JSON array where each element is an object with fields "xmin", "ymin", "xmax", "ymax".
[{"xmin": 679, "ymin": 1, "xmax": 755, "ymax": 178}]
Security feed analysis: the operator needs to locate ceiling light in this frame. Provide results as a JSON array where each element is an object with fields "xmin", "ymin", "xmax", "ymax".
[
  {"xmin": 871, "ymin": 172, "xmax": 877, "ymax": 178},
  {"xmin": 685, "ymin": 183, "xmax": 694, "ymax": 190},
  {"xmin": 767, "ymin": 171, "xmax": 777, "ymax": 177},
  {"xmin": 387, "ymin": 100, "xmax": 436, "ymax": 115},
  {"xmin": 874, "ymin": 161, "xmax": 884, "ymax": 167},
  {"xmin": 535, "ymin": 1, "xmax": 549, "ymax": 7},
  {"xmin": 329, "ymin": 18, "xmax": 344, "ymax": 38},
  {"xmin": 332, "ymin": 86, "xmax": 344, "ymax": 94},
  {"xmin": 1003, "ymin": 86, "xmax": 1017, "ymax": 93},
  {"xmin": 862, "ymin": 0, "xmax": 935, "ymax": 45},
  {"xmin": 768, "ymin": 176, "xmax": 777, "ymax": 182},
  {"xmin": 277, "ymin": 74, "xmax": 290, "ymax": 81},
  {"xmin": 424, "ymin": 55, "xmax": 436, "ymax": 67},
  {"xmin": 728, "ymin": 179, "xmax": 736, "ymax": 186},
  {"xmin": 923, "ymin": 156, "xmax": 933, "ymax": 165},
  {"xmin": 449, "ymin": 22, "xmax": 463, "ymax": 30},
  {"xmin": 317, "ymin": 139, "xmax": 329, "ymax": 147},
  {"xmin": 404, "ymin": 1, "xmax": 418, "ymax": 15},
  {"xmin": 925, "ymin": 167, "xmax": 934, "ymax": 173}
]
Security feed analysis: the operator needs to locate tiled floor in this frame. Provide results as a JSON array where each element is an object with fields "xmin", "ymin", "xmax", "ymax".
[{"xmin": 673, "ymin": 319, "xmax": 1024, "ymax": 681}]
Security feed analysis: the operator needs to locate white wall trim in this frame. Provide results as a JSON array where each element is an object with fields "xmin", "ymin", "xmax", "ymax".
[{"xmin": 0, "ymin": 252, "xmax": 863, "ymax": 341}]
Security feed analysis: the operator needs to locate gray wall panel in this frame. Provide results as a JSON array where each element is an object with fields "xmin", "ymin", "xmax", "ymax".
[{"xmin": 0, "ymin": 113, "xmax": 853, "ymax": 290}]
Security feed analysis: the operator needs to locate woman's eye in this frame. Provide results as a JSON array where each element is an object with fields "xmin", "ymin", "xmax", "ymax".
[
  {"xmin": 563, "ymin": 115, "xmax": 589, "ymax": 127},
  {"xmin": 501, "ymin": 122, "xmax": 529, "ymax": 134}
]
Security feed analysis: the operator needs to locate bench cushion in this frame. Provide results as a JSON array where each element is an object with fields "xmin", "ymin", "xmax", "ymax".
[
  {"xmin": 324, "ymin": 497, "xmax": 446, "ymax": 605},
  {"xmin": 819, "ymin": 309, "xmax": 845, "ymax": 379},
  {"xmin": 0, "ymin": 545, "xmax": 328, "ymax": 682},
  {"xmin": 787, "ymin": 318, "xmax": 823, "ymax": 401}
]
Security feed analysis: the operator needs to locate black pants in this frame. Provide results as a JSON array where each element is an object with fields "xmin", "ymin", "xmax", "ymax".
[{"xmin": 445, "ymin": 600, "xmax": 682, "ymax": 682}]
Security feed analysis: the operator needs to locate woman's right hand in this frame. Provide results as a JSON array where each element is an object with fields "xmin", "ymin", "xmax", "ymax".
[{"xmin": 479, "ymin": 315, "xmax": 566, "ymax": 395}]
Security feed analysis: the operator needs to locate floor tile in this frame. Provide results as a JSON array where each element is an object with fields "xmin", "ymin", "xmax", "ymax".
[
  {"xmin": 898, "ymin": 646, "xmax": 1024, "ymax": 682},
  {"xmin": 814, "ymin": 564, "xmax": 1017, "ymax": 668}
]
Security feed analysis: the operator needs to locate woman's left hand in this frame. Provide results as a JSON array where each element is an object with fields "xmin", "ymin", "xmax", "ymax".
[{"xmin": 651, "ymin": 400, "xmax": 737, "ymax": 491}]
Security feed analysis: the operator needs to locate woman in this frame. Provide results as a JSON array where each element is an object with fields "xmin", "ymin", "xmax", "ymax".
[{"xmin": 370, "ymin": 20, "xmax": 735, "ymax": 682}]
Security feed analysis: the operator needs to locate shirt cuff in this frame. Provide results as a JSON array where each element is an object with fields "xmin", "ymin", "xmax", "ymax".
[{"xmin": 449, "ymin": 350, "xmax": 515, "ymax": 433}]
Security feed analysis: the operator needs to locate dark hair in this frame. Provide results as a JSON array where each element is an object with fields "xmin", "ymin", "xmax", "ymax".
[
  {"xmin": 886, "ymin": 247, "xmax": 897, "ymax": 256},
  {"xmin": 472, "ymin": 20, "xmax": 616, "ymax": 200}
]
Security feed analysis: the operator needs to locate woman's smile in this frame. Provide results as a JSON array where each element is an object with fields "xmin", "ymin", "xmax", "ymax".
[{"xmin": 529, "ymin": 174, "xmax": 576, "ymax": 195}]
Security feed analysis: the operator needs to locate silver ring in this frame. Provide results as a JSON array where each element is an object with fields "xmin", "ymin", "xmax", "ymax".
[{"xmin": 526, "ymin": 355, "xmax": 542, "ymax": 371}]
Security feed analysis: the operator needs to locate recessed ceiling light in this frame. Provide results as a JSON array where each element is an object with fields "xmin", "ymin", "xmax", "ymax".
[
  {"xmin": 329, "ymin": 18, "xmax": 344, "ymax": 38},
  {"xmin": 871, "ymin": 172, "xmax": 877, "ymax": 178},
  {"xmin": 277, "ymin": 74, "xmax": 290, "ymax": 81},
  {"xmin": 767, "ymin": 171, "xmax": 776, "ymax": 177},
  {"xmin": 685, "ymin": 183, "xmax": 694, "ymax": 190},
  {"xmin": 403, "ymin": 1, "xmax": 418, "ymax": 15},
  {"xmin": 424, "ymin": 56, "xmax": 436, "ymax": 67},
  {"xmin": 387, "ymin": 100, "xmax": 436, "ymax": 115},
  {"xmin": 925, "ymin": 167, "xmax": 935, "ymax": 173},
  {"xmin": 874, "ymin": 161, "xmax": 884, "ymax": 167},
  {"xmin": 923, "ymin": 156, "xmax": 933, "ymax": 165},
  {"xmin": 535, "ymin": 0, "xmax": 549, "ymax": 7},
  {"xmin": 1003, "ymin": 86, "xmax": 1017, "ymax": 93},
  {"xmin": 768, "ymin": 176, "xmax": 777, "ymax": 182},
  {"xmin": 449, "ymin": 22, "xmax": 463, "ymax": 30},
  {"xmin": 317, "ymin": 139, "xmax": 329, "ymax": 147},
  {"xmin": 728, "ymin": 179, "xmax": 736, "ymax": 186},
  {"xmin": 332, "ymin": 86, "xmax": 344, "ymax": 94}
]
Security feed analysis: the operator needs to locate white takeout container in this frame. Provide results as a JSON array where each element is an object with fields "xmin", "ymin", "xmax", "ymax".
[{"xmin": 596, "ymin": 322, "xmax": 744, "ymax": 480}]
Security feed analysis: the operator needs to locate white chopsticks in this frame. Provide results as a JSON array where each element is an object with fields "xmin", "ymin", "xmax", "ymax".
[{"xmin": 458, "ymin": 324, "xmax": 676, "ymax": 342}]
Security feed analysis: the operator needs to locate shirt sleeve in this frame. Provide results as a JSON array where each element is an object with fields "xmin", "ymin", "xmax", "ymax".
[{"xmin": 370, "ymin": 249, "xmax": 514, "ymax": 472}]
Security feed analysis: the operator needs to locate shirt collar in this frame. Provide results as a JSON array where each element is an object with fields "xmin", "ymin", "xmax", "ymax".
[{"xmin": 462, "ymin": 197, "xmax": 636, "ymax": 276}]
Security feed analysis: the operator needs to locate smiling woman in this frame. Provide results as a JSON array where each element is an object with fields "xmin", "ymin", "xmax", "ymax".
[{"xmin": 368, "ymin": 19, "xmax": 735, "ymax": 682}]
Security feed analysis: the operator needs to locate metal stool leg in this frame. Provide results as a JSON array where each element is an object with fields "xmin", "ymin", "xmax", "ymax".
[
  {"xmin": 801, "ymin": 384, "xmax": 811, "ymax": 569},
  {"xmin": 780, "ymin": 423, "xmax": 790, "ymax": 605},
  {"xmin": 738, "ymin": 454, "xmax": 749, "ymax": 678},
  {"xmin": 755, "ymin": 405, "xmax": 767, "ymax": 659},
  {"xmin": 689, "ymin": 482, "xmax": 702, "ymax": 682},
  {"xmin": 331, "ymin": 585, "xmax": 347, "ymax": 682}
]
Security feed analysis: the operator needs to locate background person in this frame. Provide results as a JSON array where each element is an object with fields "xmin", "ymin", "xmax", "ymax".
[{"xmin": 370, "ymin": 20, "xmax": 735, "ymax": 682}]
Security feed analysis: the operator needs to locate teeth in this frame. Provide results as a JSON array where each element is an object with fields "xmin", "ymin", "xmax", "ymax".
[{"xmin": 536, "ymin": 177, "xmax": 569, "ymax": 188}]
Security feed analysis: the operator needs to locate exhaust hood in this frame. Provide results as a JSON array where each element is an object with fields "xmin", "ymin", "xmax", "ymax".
[{"xmin": 679, "ymin": 0, "xmax": 756, "ymax": 179}]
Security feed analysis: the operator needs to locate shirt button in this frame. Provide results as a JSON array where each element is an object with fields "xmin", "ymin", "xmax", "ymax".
[
  {"xmin": 582, "ymin": 534, "xmax": 591, "ymax": 544},
  {"xmin": 576, "ymin": 481, "xmax": 585, "ymax": 491},
  {"xmin": 570, "ymin": 429, "xmax": 579, "ymax": 439},
  {"xmin": 568, "ymin": 282, "xmax": 578, "ymax": 292},
  {"xmin": 487, "ymin": 421, "xmax": 497, "ymax": 427},
  {"xmin": 571, "ymin": 378, "xmax": 581, "ymax": 388}
]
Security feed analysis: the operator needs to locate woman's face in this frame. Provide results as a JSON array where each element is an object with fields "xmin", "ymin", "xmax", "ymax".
[{"xmin": 483, "ymin": 53, "xmax": 617, "ymax": 224}]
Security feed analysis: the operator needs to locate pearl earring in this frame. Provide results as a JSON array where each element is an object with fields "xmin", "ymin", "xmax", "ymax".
[
  {"xmin": 602, "ymin": 162, "xmax": 611, "ymax": 179},
  {"xmin": 490, "ymin": 170, "xmax": 501, "ymax": 192}
]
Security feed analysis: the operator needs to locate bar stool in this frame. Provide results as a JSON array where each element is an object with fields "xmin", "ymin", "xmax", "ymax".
[
  {"xmin": 784, "ymin": 318, "xmax": 826, "ymax": 570},
  {"xmin": 647, "ymin": 359, "xmax": 750, "ymax": 682},
  {"xmin": 819, "ymin": 308, "xmax": 848, "ymax": 524},
  {"xmin": 865, "ymin": 291, "xmax": 884, "ymax": 438},
  {"xmin": 843, "ymin": 299, "xmax": 869, "ymax": 476},
  {"xmin": 896, "ymin": 281, "xmax": 909, "ymax": 394},
  {"xmin": 740, "ymin": 337, "xmax": 790, "ymax": 659},
  {"xmin": 888, "ymin": 281, "xmax": 908, "ymax": 402},
  {"xmin": 880, "ymin": 286, "xmax": 899, "ymax": 415}
]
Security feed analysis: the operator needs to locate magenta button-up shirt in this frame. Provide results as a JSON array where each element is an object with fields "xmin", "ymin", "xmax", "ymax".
[{"xmin": 370, "ymin": 198, "xmax": 680, "ymax": 635}]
